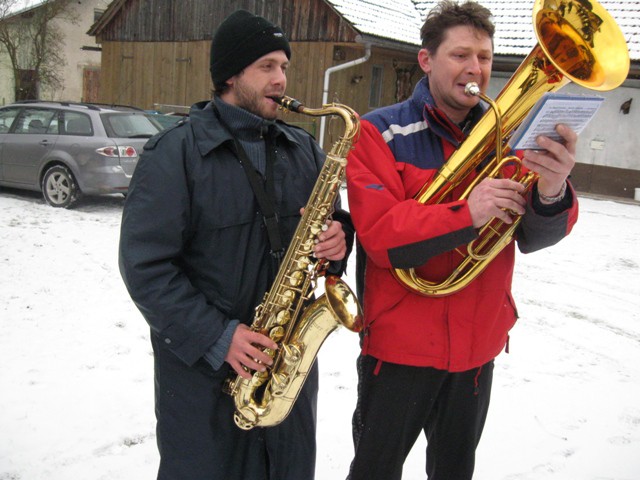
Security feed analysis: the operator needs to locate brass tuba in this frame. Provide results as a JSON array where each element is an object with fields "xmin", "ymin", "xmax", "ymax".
[
  {"xmin": 392, "ymin": 0, "xmax": 629, "ymax": 297},
  {"xmin": 224, "ymin": 96, "xmax": 363, "ymax": 430}
]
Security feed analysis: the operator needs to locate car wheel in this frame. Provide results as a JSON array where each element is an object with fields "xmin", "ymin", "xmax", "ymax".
[{"xmin": 42, "ymin": 165, "xmax": 79, "ymax": 208}]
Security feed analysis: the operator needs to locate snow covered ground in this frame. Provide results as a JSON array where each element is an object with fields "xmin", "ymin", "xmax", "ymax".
[{"xmin": 1, "ymin": 188, "xmax": 639, "ymax": 480}]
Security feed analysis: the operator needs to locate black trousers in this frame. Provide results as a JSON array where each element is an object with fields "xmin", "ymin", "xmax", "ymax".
[
  {"xmin": 151, "ymin": 334, "xmax": 318, "ymax": 480},
  {"xmin": 348, "ymin": 355, "xmax": 494, "ymax": 480}
]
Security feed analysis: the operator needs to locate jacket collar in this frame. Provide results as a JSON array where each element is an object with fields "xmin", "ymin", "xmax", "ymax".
[
  {"xmin": 411, "ymin": 77, "xmax": 486, "ymax": 147},
  {"xmin": 188, "ymin": 98, "xmax": 302, "ymax": 158}
]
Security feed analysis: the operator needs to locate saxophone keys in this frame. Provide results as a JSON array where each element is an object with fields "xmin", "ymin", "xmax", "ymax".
[
  {"xmin": 295, "ymin": 256, "xmax": 311, "ymax": 270},
  {"xmin": 279, "ymin": 289, "xmax": 295, "ymax": 308},
  {"xmin": 282, "ymin": 343, "xmax": 302, "ymax": 365},
  {"xmin": 300, "ymin": 238, "xmax": 315, "ymax": 253},
  {"xmin": 269, "ymin": 326, "xmax": 285, "ymax": 343},
  {"xmin": 250, "ymin": 369, "xmax": 269, "ymax": 386},
  {"xmin": 275, "ymin": 309, "xmax": 291, "ymax": 325},
  {"xmin": 288, "ymin": 270, "xmax": 305, "ymax": 287},
  {"xmin": 234, "ymin": 412, "xmax": 256, "ymax": 430},
  {"xmin": 271, "ymin": 372, "xmax": 290, "ymax": 395}
]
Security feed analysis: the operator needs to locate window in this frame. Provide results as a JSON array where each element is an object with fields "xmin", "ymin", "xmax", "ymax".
[
  {"xmin": 101, "ymin": 113, "xmax": 161, "ymax": 138},
  {"xmin": 16, "ymin": 70, "xmax": 37, "ymax": 101},
  {"xmin": 0, "ymin": 107, "xmax": 20, "ymax": 134},
  {"xmin": 63, "ymin": 112, "xmax": 93, "ymax": 136},
  {"xmin": 369, "ymin": 65, "xmax": 384, "ymax": 109},
  {"xmin": 13, "ymin": 109, "xmax": 57, "ymax": 135}
]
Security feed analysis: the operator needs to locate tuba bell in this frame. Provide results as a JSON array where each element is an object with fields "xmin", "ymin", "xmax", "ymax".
[{"xmin": 392, "ymin": 0, "xmax": 630, "ymax": 297}]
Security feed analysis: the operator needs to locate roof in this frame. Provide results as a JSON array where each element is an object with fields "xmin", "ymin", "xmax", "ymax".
[
  {"xmin": 327, "ymin": 0, "xmax": 640, "ymax": 61},
  {"xmin": 86, "ymin": 0, "xmax": 639, "ymax": 62},
  {"xmin": 3, "ymin": 0, "xmax": 48, "ymax": 17},
  {"xmin": 325, "ymin": 0, "xmax": 424, "ymax": 46}
]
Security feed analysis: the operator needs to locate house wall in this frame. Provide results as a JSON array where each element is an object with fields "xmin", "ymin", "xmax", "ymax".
[
  {"xmin": 0, "ymin": 28, "xmax": 17, "ymax": 103},
  {"xmin": 313, "ymin": 44, "xmax": 419, "ymax": 149},
  {"xmin": 0, "ymin": 55, "xmax": 11, "ymax": 105},
  {"xmin": 94, "ymin": 0, "xmax": 357, "ymax": 44},
  {"xmin": 488, "ymin": 73, "xmax": 640, "ymax": 199},
  {"xmin": 89, "ymin": 0, "xmax": 638, "ymax": 199},
  {"xmin": 47, "ymin": 0, "xmax": 111, "ymax": 102},
  {"xmin": 99, "ymin": 40, "xmax": 211, "ymax": 108},
  {"xmin": 565, "ymin": 80, "xmax": 640, "ymax": 200},
  {"xmin": 97, "ymin": 39, "xmax": 418, "ymax": 149},
  {"xmin": 0, "ymin": 0, "xmax": 109, "ymax": 104}
]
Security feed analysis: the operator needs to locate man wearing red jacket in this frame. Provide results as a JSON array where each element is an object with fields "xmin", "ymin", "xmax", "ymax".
[{"xmin": 345, "ymin": 1, "xmax": 579, "ymax": 479}]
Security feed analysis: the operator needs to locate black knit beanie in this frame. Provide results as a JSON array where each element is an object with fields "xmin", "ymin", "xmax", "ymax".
[{"xmin": 210, "ymin": 10, "xmax": 291, "ymax": 87}]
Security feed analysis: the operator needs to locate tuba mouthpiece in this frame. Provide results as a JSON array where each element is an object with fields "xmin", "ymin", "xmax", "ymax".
[{"xmin": 465, "ymin": 82, "xmax": 481, "ymax": 97}]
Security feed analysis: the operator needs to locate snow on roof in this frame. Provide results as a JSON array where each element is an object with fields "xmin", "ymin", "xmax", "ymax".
[
  {"xmin": 327, "ymin": 0, "xmax": 424, "ymax": 45},
  {"xmin": 3, "ymin": 0, "xmax": 47, "ymax": 17},
  {"xmin": 327, "ymin": 0, "xmax": 640, "ymax": 60}
]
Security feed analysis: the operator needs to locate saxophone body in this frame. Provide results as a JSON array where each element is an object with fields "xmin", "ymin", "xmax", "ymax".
[{"xmin": 224, "ymin": 96, "xmax": 363, "ymax": 430}]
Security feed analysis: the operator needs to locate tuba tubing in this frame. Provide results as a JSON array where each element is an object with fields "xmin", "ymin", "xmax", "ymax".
[{"xmin": 392, "ymin": 0, "xmax": 630, "ymax": 297}]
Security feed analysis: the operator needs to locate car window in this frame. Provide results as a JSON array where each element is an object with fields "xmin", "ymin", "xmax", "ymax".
[
  {"xmin": 0, "ymin": 107, "xmax": 21, "ymax": 133},
  {"xmin": 147, "ymin": 113, "xmax": 185, "ymax": 131},
  {"xmin": 101, "ymin": 113, "xmax": 161, "ymax": 138},
  {"xmin": 13, "ymin": 108, "xmax": 58, "ymax": 135},
  {"xmin": 62, "ymin": 111, "xmax": 93, "ymax": 136}
]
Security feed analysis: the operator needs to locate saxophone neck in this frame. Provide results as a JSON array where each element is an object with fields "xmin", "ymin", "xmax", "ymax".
[{"xmin": 271, "ymin": 95, "xmax": 360, "ymax": 157}]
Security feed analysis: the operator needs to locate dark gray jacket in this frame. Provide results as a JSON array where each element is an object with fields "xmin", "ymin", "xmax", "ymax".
[{"xmin": 119, "ymin": 99, "xmax": 351, "ymax": 368}]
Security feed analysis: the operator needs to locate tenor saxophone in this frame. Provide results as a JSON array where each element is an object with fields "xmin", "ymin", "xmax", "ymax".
[{"xmin": 224, "ymin": 96, "xmax": 363, "ymax": 430}]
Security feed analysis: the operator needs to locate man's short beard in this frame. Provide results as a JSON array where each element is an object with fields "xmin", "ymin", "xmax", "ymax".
[{"xmin": 234, "ymin": 76, "xmax": 277, "ymax": 120}]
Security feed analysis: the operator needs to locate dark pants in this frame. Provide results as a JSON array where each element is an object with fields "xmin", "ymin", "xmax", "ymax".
[
  {"xmin": 151, "ymin": 334, "xmax": 318, "ymax": 480},
  {"xmin": 348, "ymin": 355, "xmax": 494, "ymax": 480}
]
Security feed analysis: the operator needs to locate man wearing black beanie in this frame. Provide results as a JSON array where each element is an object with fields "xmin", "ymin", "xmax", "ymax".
[
  {"xmin": 119, "ymin": 9, "xmax": 353, "ymax": 480},
  {"xmin": 210, "ymin": 9, "xmax": 291, "ymax": 91}
]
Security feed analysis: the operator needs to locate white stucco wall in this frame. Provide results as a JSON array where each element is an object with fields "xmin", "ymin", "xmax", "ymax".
[
  {"xmin": 488, "ymin": 72, "xmax": 640, "ymax": 172},
  {"xmin": 568, "ymin": 80, "xmax": 640, "ymax": 171},
  {"xmin": 0, "ymin": 48, "xmax": 14, "ymax": 105},
  {"xmin": 0, "ymin": 0, "xmax": 110, "ymax": 104}
]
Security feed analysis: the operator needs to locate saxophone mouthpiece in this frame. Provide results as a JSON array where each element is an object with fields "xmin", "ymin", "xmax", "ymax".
[
  {"xmin": 465, "ymin": 82, "xmax": 481, "ymax": 97},
  {"xmin": 271, "ymin": 95, "xmax": 304, "ymax": 113}
]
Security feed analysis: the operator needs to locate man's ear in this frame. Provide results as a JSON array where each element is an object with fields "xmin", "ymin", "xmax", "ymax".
[
  {"xmin": 225, "ymin": 69, "xmax": 245, "ymax": 89},
  {"xmin": 418, "ymin": 48, "xmax": 431, "ymax": 75}
]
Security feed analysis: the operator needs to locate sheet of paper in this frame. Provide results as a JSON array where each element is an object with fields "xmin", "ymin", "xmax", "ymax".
[{"xmin": 509, "ymin": 92, "xmax": 604, "ymax": 150}]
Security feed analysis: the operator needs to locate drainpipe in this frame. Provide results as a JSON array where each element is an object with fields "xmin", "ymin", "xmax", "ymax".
[{"xmin": 319, "ymin": 41, "xmax": 371, "ymax": 147}]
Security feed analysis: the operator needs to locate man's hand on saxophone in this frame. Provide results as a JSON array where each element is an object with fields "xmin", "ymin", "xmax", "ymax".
[
  {"xmin": 314, "ymin": 219, "xmax": 347, "ymax": 260},
  {"xmin": 225, "ymin": 211, "xmax": 349, "ymax": 380},
  {"xmin": 298, "ymin": 207, "xmax": 348, "ymax": 261},
  {"xmin": 225, "ymin": 324, "xmax": 278, "ymax": 379}
]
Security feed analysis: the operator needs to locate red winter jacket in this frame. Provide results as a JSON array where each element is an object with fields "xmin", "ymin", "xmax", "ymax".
[{"xmin": 346, "ymin": 78, "xmax": 578, "ymax": 372}]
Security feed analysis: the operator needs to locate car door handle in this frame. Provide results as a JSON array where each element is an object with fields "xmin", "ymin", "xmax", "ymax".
[{"xmin": 39, "ymin": 140, "xmax": 50, "ymax": 146}]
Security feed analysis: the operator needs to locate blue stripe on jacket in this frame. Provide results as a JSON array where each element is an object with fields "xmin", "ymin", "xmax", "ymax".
[{"xmin": 363, "ymin": 77, "xmax": 485, "ymax": 170}]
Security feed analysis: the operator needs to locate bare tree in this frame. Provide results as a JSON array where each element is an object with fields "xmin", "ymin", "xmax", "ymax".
[{"xmin": 0, "ymin": 0, "xmax": 78, "ymax": 100}]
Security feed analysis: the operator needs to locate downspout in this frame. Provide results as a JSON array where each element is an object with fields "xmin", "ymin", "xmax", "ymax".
[{"xmin": 319, "ymin": 41, "xmax": 371, "ymax": 147}]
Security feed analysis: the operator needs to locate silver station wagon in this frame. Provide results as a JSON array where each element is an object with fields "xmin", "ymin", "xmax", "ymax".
[{"xmin": 0, "ymin": 101, "xmax": 166, "ymax": 208}]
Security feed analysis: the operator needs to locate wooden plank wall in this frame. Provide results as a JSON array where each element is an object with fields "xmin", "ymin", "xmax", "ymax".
[
  {"xmin": 311, "ymin": 45, "xmax": 420, "ymax": 149},
  {"xmin": 97, "ymin": 0, "xmax": 358, "ymax": 43},
  {"xmin": 99, "ymin": 40, "xmax": 211, "ymax": 108},
  {"xmin": 99, "ymin": 37, "xmax": 421, "ymax": 151}
]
